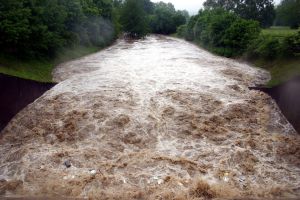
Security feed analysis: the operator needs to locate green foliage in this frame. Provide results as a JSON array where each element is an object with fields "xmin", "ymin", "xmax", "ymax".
[
  {"xmin": 276, "ymin": 0, "xmax": 300, "ymax": 29},
  {"xmin": 283, "ymin": 31, "xmax": 300, "ymax": 56},
  {"xmin": 247, "ymin": 31, "xmax": 300, "ymax": 59},
  {"xmin": 203, "ymin": 0, "xmax": 276, "ymax": 28},
  {"xmin": 0, "ymin": 0, "xmax": 117, "ymax": 58},
  {"xmin": 185, "ymin": 9, "xmax": 260, "ymax": 57},
  {"xmin": 262, "ymin": 27, "xmax": 299, "ymax": 37},
  {"xmin": 248, "ymin": 35, "xmax": 282, "ymax": 59},
  {"xmin": 149, "ymin": 2, "xmax": 188, "ymax": 35},
  {"xmin": 185, "ymin": 15, "xmax": 198, "ymax": 41},
  {"xmin": 176, "ymin": 25, "xmax": 187, "ymax": 38},
  {"xmin": 120, "ymin": 0, "xmax": 149, "ymax": 38},
  {"xmin": 223, "ymin": 19, "xmax": 260, "ymax": 54}
]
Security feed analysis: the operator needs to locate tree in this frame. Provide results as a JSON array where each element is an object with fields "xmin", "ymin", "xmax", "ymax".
[
  {"xmin": 0, "ymin": 0, "xmax": 31, "ymax": 55},
  {"xmin": 149, "ymin": 2, "xmax": 188, "ymax": 34},
  {"xmin": 120, "ymin": 0, "xmax": 149, "ymax": 38},
  {"xmin": 204, "ymin": 0, "xmax": 276, "ymax": 27},
  {"xmin": 276, "ymin": 0, "xmax": 300, "ymax": 29},
  {"xmin": 185, "ymin": 9, "xmax": 261, "ymax": 57},
  {"xmin": 0, "ymin": 0, "xmax": 117, "ymax": 58},
  {"xmin": 142, "ymin": 0, "xmax": 154, "ymax": 14}
]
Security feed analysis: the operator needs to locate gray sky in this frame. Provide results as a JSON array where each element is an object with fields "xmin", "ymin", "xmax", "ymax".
[{"xmin": 151, "ymin": 0, "xmax": 282, "ymax": 15}]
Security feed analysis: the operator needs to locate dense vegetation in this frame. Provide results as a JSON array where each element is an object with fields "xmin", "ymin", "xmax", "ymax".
[
  {"xmin": 177, "ymin": 0, "xmax": 300, "ymax": 86},
  {"xmin": 0, "ymin": 0, "xmax": 187, "ymax": 81},
  {"xmin": 181, "ymin": 9, "xmax": 261, "ymax": 57},
  {"xmin": 203, "ymin": 0, "xmax": 276, "ymax": 28},
  {"xmin": 149, "ymin": 2, "xmax": 188, "ymax": 35},
  {"xmin": 120, "ymin": 0, "xmax": 188, "ymax": 37},
  {"xmin": 120, "ymin": 0, "xmax": 149, "ymax": 38},
  {"xmin": 0, "ymin": 0, "xmax": 117, "ymax": 59},
  {"xmin": 275, "ymin": 0, "xmax": 300, "ymax": 29}
]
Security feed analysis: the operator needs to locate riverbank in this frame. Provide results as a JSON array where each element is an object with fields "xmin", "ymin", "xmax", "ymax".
[
  {"xmin": 0, "ymin": 46, "xmax": 102, "ymax": 83},
  {"xmin": 250, "ymin": 57, "xmax": 300, "ymax": 87},
  {"xmin": 174, "ymin": 36, "xmax": 300, "ymax": 87}
]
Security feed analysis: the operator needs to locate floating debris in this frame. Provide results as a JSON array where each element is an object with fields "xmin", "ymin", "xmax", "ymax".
[{"xmin": 64, "ymin": 160, "xmax": 71, "ymax": 168}]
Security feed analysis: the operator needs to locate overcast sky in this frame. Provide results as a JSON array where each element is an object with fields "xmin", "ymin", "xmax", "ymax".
[{"xmin": 151, "ymin": 0, "xmax": 282, "ymax": 15}]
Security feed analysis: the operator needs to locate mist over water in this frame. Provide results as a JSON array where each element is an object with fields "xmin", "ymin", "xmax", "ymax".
[{"xmin": 0, "ymin": 35, "xmax": 299, "ymax": 199}]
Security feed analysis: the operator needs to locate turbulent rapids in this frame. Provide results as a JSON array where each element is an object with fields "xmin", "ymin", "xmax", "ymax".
[{"xmin": 0, "ymin": 35, "xmax": 299, "ymax": 199}]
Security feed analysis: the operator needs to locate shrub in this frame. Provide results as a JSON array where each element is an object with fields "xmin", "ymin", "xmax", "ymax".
[
  {"xmin": 223, "ymin": 19, "xmax": 261, "ymax": 55},
  {"xmin": 187, "ymin": 9, "xmax": 261, "ymax": 57},
  {"xmin": 185, "ymin": 15, "xmax": 198, "ymax": 41},
  {"xmin": 283, "ymin": 31, "xmax": 300, "ymax": 56},
  {"xmin": 176, "ymin": 24, "xmax": 187, "ymax": 38},
  {"xmin": 246, "ymin": 31, "xmax": 300, "ymax": 59},
  {"xmin": 194, "ymin": 9, "xmax": 238, "ymax": 47},
  {"xmin": 247, "ymin": 35, "xmax": 281, "ymax": 59}
]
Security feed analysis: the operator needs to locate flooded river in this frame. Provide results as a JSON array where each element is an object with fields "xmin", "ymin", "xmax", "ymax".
[{"xmin": 0, "ymin": 35, "xmax": 299, "ymax": 199}]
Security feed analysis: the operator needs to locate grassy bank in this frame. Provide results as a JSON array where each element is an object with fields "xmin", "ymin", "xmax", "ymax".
[
  {"xmin": 252, "ymin": 57, "xmax": 300, "ymax": 87},
  {"xmin": 262, "ymin": 26, "xmax": 299, "ymax": 37},
  {"xmin": 0, "ymin": 46, "xmax": 101, "ymax": 83},
  {"xmin": 252, "ymin": 27, "xmax": 300, "ymax": 87}
]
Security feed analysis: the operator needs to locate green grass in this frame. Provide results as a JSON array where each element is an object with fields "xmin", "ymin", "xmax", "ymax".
[
  {"xmin": 253, "ymin": 26, "xmax": 300, "ymax": 86},
  {"xmin": 0, "ymin": 46, "xmax": 101, "ymax": 83},
  {"xmin": 262, "ymin": 26, "xmax": 299, "ymax": 38},
  {"xmin": 253, "ymin": 57, "xmax": 300, "ymax": 87}
]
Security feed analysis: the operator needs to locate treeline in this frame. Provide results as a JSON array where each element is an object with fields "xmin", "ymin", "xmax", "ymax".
[
  {"xmin": 0, "ymin": 0, "xmax": 188, "ymax": 59},
  {"xmin": 275, "ymin": 0, "xmax": 300, "ymax": 29},
  {"xmin": 179, "ymin": 9, "xmax": 261, "ymax": 57},
  {"xmin": 120, "ymin": 0, "xmax": 188, "ymax": 38},
  {"xmin": 177, "ymin": 0, "xmax": 300, "ymax": 59},
  {"xmin": 0, "ymin": 0, "xmax": 117, "ymax": 58}
]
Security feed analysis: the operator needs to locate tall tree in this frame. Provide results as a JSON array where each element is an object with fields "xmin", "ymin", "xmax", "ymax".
[
  {"xmin": 149, "ymin": 2, "xmax": 188, "ymax": 34},
  {"xmin": 0, "ymin": 0, "xmax": 117, "ymax": 58},
  {"xmin": 204, "ymin": 0, "xmax": 276, "ymax": 27},
  {"xmin": 0, "ymin": 0, "xmax": 31, "ymax": 55},
  {"xmin": 276, "ymin": 0, "xmax": 300, "ymax": 29},
  {"xmin": 120, "ymin": 0, "xmax": 149, "ymax": 38}
]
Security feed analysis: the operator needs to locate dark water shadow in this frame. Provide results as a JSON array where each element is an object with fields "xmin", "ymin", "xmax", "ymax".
[
  {"xmin": 0, "ymin": 73, "xmax": 56, "ymax": 132},
  {"xmin": 251, "ymin": 76, "xmax": 300, "ymax": 133}
]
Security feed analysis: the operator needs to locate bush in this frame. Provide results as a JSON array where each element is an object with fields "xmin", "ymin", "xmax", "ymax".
[
  {"xmin": 185, "ymin": 15, "xmax": 198, "ymax": 41},
  {"xmin": 193, "ymin": 9, "xmax": 238, "ymax": 47},
  {"xmin": 120, "ymin": 0, "xmax": 149, "ymax": 38},
  {"xmin": 247, "ymin": 31, "xmax": 300, "ymax": 59},
  {"xmin": 0, "ymin": 0, "xmax": 118, "ymax": 59},
  {"xmin": 149, "ymin": 2, "xmax": 188, "ymax": 35},
  {"xmin": 186, "ymin": 9, "xmax": 261, "ymax": 57},
  {"xmin": 283, "ymin": 31, "xmax": 300, "ymax": 56},
  {"xmin": 176, "ymin": 24, "xmax": 187, "ymax": 38},
  {"xmin": 247, "ymin": 35, "xmax": 281, "ymax": 59},
  {"xmin": 223, "ymin": 19, "xmax": 260, "ymax": 55}
]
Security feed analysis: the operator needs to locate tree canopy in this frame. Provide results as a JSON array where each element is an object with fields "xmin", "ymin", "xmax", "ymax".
[
  {"xmin": 0, "ymin": 0, "xmax": 188, "ymax": 58},
  {"xmin": 0, "ymin": 0, "xmax": 117, "ymax": 58},
  {"xmin": 203, "ymin": 0, "xmax": 276, "ymax": 27},
  {"xmin": 183, "ymin": 9, "xmax": 261, "ymax": 57},
  {"xmin": 120, "ymin": 0, "xmax": 149, "ymax": 38},
  {"xmin": 276, "ymin": 0, "xmax": 300, "ymax": 29},
  {"xmin": 149, "ymin": 2, "xmax": 188, "ymax": 34}
]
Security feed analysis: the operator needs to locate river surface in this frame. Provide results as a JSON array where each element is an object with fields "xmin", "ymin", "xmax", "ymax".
[{"xmin": 0, "ymin": 35, "xmax": 299, "ymax": 199}]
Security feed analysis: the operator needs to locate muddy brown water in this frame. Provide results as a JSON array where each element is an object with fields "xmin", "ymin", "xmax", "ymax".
[{"xmin": 0, "ymin": 35, "xmax": 299, "ymax": 199}]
